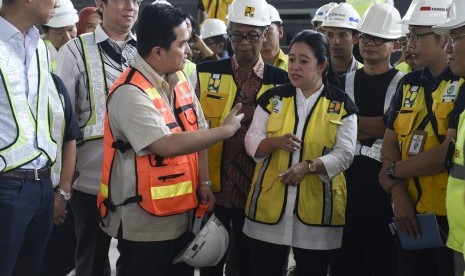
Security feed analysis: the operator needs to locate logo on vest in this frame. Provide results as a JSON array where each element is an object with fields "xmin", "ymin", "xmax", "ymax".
[
  {"xmin": 442, "ymin": 81, "xmax": 459, "ymax": 102},
  {"xmin": 208, "ymin": 74, "xmax": 221, "ymax": 93},
  {"xmin": 327, "ymin": 100, "xmax": 341, "ymax": 114},
  {"xmin": 272, "ymin": 96, "xmax": 282, "ymax": 113}
]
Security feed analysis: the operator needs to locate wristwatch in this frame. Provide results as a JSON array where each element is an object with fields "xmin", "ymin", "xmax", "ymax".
[
  {"xmin": 55, "ymin": 187, "xmax": 72, "ymax": 201},
  {"xmin": 306, "ymin": 160, "xmax": 317, "ymax": 173},
  {"xmin": 385, "ymin": 161, "xmax": 397, "ymax": 180},
  {"xmin": 200, "ymin": 180, "xmax": 213, "ymax": 189}
]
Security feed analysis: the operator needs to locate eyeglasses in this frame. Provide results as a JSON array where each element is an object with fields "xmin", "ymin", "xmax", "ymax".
[
  {"xmin": 406, "ymin": 32, "xmax": 435, "ymax": 42},
  {"xmin": 228, "ymin": 30, "xmax": 265, "ymax": 43},
  {"xmin": 114, "ymin": 0, "xmax": 143, "ymax": 6},
  {"xmin": 446, "ymin": 33, "xmax": 465, "ymax": 45},
  {"xmin": 360, "ymin": 34, "xmax": 394, "ymax": 46}
]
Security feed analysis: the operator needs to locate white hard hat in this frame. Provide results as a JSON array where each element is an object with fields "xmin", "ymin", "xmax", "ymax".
[
  {"xmin": 268, "ymin": 4, "xmax": 282, "ymax": 24},
  {"xmin": 173, "ymin": 210, "xmax": 228, "ymax": 267},
  {"xmin": 312, "ymin": 2, "xmax": 338, "ymax": 24},
  {"xmin": 45, "ymin": 0, "xmax": 78, "ymax": 28},
  {"xmin": 432, "ymin": 0, "xmax": 465, "ymax": 35},
  {"xmin": 401, "ymin": 0, "xmax": 448, "ymax": 26},
  {"xmin": 152, "ymin": 0, "xmax": 172, "ymax": 6},
  {"xmin": 358, "ymin": 3, "xmax": 402, "ymax": 39},
  {"xmin": 322, "ymin": 3, "xmax": 361, "ymax": 30},
  {"xmin": 201, "ymin": 19, "xmax": 227, "ymax": 39},
  {"xmin": 226, "ymin": 0, "xmax": 270, "ymax": 27}
]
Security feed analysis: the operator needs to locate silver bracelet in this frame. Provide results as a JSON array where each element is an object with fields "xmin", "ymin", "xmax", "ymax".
[{"xmin": 200, "ymin": 180, "xmax": 213, "ymax": 189}]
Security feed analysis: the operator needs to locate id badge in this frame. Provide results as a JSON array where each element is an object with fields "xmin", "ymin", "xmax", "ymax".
[{"xmin": 407, "ymin": 130, "xmax": 427, "ymax": 156}]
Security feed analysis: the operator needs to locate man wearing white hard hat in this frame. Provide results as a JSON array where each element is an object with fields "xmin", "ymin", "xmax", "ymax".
[
  {"xmin": 200, "ymin": 18, "xmax": 229, "ymax": 59},
  {"xmin": 332, "ymin": 4, "xmax": 403, "ymax": 276},
  {"xmin": 197, "ymin": 0, "xmax": 288, "ymax": 274},
  {"xmin": 311, "ymin": 2, "xmax": 337, "ymax": 33},
  {"xmin": 380, "ymin": 0, "xmax": 465, "ymax": 275},
  {"xmin": 322, "ymin": 2, "xmax": 363, "ymax": 74},
  {"xmin": 261, "ymin": 3, "xmax": 288, "ymax": 71},
  {"xmin": 41, "ymin": 0, "xmax": 78, "ymax": 73},
  {"xmin": 433, "ymin": 0, "xmax": 465, "ymax": 274},
  {"xmin": 55, "ymin": 0, "xmax": 140, "ymax": 274}
]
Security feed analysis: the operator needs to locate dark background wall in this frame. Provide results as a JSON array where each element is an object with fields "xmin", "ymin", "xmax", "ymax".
[{"xmin": 73, "ymin": 0, "xmax": 411, "ymax": 48}]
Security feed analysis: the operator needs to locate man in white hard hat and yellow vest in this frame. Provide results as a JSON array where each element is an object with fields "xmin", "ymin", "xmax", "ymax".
[
  {"xmin": 41, "ymin": 0, "xmax": 78, "ymax": 73},
  {"xmin": 261, "ymin": 4, "xmax": 288, "ymax": 71},
  {"xmin": 196, "ymin": 0, "xmax": 289, "ymax": 274},
  {"xmin": 380, "ymin": 0, "xmax": 465, "ymax": 275},
  {"xmin": 433, "ymin": 0, "xmax": 465, "ymax": 274},
  {"xmin": 332, "ymin": 4, "xmax": 404, "ymax": 276},
  {"xmin": 55, "ymin": 0, "xmax": 139, "ymax": 274},
  {"xmin": 322, "ymin": 2, "xmax": 363, "ymax": 75}
]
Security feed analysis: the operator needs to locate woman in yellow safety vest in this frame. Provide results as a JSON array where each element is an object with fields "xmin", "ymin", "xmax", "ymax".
[{"xmin": 243, "ymin": 30, "xmax": 358, "ymax": 276}]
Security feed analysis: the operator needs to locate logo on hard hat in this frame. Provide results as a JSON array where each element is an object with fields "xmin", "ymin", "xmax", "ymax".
[
  {"xmin": 244, "ymin": 6, "xmax": 255, "ymax": 18},
  {"xmin": 419, "ymin": 6, "xmax": 446, "ymax": 11}
]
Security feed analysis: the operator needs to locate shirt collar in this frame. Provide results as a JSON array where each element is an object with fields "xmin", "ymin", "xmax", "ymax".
[
  {"xmin": 231, "ymin": 54, "xmax": 265, "ymax": 79},
  {"xmin": 0, "ymin": 15, "xmax": 40, "ymax": 44},
  {"xmin": 94, "ymin": 24, "xmax": 137, "ymax": 44},
  {"xmin": 420, "ymin": 66, "xmax": 454, "ymax": 85},
  {"xmin": 275, "ymin": 49, "xmax": 288, "ymax": 65}
]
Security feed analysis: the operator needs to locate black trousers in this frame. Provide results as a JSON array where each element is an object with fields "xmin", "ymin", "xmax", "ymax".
[
  {"xmin": 71, "ymin": 190, "xmax": 112, "ymax": 276},
  {"xmin": 331, "ymin": 208, "xmax": 398, "ymax": 276},
  {"xmin": 116, "ymin": 232, "xmax": 194, "ymax": 276},
  {"xmin": 396, "ymin": 215, "xmax": 454, "ymax": 276},
  {"xmin": 249, "ymin": 236, "xmax": 338, "ymax": 276}
]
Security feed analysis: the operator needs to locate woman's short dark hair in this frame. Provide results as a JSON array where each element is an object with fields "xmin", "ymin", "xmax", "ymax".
[
  {"xmin": 136, "ymin": 3, "xmax": 187, "ymax": 57},
  {"xmin": 289, "ymin": 30, "xmax": 341, "ymax": 89}
]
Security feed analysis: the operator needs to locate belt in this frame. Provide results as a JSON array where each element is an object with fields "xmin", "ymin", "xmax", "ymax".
[{"xmin": 0, "ymin": 166, "xmax": 51, "ymax": 181}]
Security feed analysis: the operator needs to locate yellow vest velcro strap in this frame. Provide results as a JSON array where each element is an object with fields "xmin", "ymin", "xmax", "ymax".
[{"xmin": 151, "ymin": 181, "xmax": 193, "ymax": 200}]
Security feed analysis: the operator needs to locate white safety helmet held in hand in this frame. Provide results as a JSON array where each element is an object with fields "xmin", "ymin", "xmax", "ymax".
[
  {"xmin": 312, "ymin": 2, "xmax": 338, "ymax": 24},
  {"xmin": 268, "ymin": 4, "xmax": 282, "ymax": 24},
  {"xmin": 226, "ymin": 0, "xmax": 270, "ymax": 27},
  {"xmin": 201, "ymin": 19, "xmax": 228, "ymax": 39},
  {"xmin": 358, "ymin": 3, "xmax": 402, "ymax": 39},
  {"xmin": 401, "ymin": 0, "xmax": 448, "ymax": 27},
  {"xmin": 432, "ymin": 0, "xmax": 465, "ymax": 35},
  {"xmin": 322, "ymin": 3, "xmax": 361, "ymax": 30},
  {"xmin": 45, "ymin": 0, "xmax": 78, "ymax": 28},
  {"xmin": 173, "ymin": 205, "xmax": 229, "ymax": 268}
]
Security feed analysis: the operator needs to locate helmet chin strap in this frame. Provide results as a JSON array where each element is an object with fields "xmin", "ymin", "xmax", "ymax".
[{"xmin": 192, "ymin": 203, "xmax": 209, "ymax": 235}]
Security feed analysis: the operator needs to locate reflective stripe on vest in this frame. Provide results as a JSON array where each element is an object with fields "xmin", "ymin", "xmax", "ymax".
[
  {"xmin": 79, "ymin": 33, "xmax": 106, "ymax": 141},
  {"xmin": 198, "ymin": 72, "xmax": 277, "ymax": 193},
  {"xmin": 345, "ymin": 70, "xmax": 403, "ymax": 161},
  {"xmin": 0, "ymin": 40, "xmax": 62, "ymax": 176},
  {"xmin": 246, "ymin": 86, "xmax": 347, "ymax": 226},
  {"xmin": 394, "ymin": 76, "xmax": 464, "ymax": 215},
  {"xmin": 98, "ymin": 68, "xmax": 199, "ymax": 218},
  {"xmin": 447, "ymin": 111, "xmax": 465, "ymax": 252}
]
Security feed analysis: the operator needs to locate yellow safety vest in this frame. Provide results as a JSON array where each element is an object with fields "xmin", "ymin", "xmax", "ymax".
[
  {"xmin": 394, "ymin": 70, "xmax": 464, "ymax": 215},
  {"xmin": 78, "ymin": 33, "xmax": 107, "ymax": 142},
  {"xmin": 395, "ymin": 62, "xmax": 413, "ymax": 74},
  {"xmin": 202, "ymin": 0, "xmax": 233, "ymax": 23},
  {"xmin": 197, "ymin": 58, "xmax": 288, "ymax": 193},
  {"xmin": 447, "ymin": 95, "xmax": 465, "ymax": 253},
  {"xmin": 274, "ymin": 49, "xmax": 289, "ymax": 72},
  {"xmin": 0, "ymin": 39, "xmax": 64, "ymax": 184},
  {"xmin": 245, "ymin": 84, "xmax": 356, "ymax": 225}
]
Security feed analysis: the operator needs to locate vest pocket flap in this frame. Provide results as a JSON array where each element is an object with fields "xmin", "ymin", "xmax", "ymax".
[
  {"xmin": 394, "ymin": 107, "xmax": 419, "ymax": 136},
  {"xmin": 433, "ymin": 102, "xmax": 454, "ymax": 119},
  {"xmin": 329, "ymin": 119, "xmax": 343, "ymax": 125},
  {"xmin": 202, "ymin": 92, "xmax": 229, "ymax": 118},
  {"xmin": 267, "ymin": 112, "xmax": 285, "ymax": 133}
]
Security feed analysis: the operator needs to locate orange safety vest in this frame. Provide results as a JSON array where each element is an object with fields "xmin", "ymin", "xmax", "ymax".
[{"xmin": 97, "ymin": 67, "xmax": 199, "ymax": 219}]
